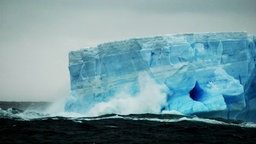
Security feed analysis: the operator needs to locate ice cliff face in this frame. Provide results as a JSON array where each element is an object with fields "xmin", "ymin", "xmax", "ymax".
[{"xmin": 66, "ymin": 32, "xmax": 256, "ymax": 122}]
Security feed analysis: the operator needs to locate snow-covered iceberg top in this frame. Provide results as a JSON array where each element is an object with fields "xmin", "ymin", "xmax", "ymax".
[{"xmin": 66, "ymin": 32, "xmax": 256, "ymax": 122}]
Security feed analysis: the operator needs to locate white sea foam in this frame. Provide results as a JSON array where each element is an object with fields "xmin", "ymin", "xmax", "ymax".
[{"xmin": 86, "ymin": 73, "xmax": 168, "ymax": 117}]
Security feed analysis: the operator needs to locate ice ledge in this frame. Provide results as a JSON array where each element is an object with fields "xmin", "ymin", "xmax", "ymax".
[{"xmin": 69, "ymin": 32, "xmax": 250, "ymax": 66}]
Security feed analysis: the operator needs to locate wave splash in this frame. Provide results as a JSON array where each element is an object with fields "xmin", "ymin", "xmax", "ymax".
[{"xmin": 86, "ymin": 73, "xmax": 168, "ymax": 116}]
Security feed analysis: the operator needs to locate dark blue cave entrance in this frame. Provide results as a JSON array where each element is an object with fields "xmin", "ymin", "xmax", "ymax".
[{"xmin": 189, "ymin": 81, "xmax": 204, "ymax": 101}]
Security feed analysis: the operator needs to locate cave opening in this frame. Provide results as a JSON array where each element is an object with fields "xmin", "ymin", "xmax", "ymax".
[{"xmin": 189, "ymin": 81, "xmax": 204, "ymax": 101}]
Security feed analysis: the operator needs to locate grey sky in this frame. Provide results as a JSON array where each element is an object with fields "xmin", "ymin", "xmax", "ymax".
[{"xmin": 0, "ymin": 0, "xmax": 255, "ymax": 101}]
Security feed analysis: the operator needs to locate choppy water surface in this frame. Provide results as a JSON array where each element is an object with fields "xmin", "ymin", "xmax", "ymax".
[{"xmin": 1, "ymin": 106, "xmax": 256, "ymax": 143}]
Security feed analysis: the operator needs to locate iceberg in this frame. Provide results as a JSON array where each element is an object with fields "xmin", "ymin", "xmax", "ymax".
[{"xmin": 65, "ymin": 32, "xmax": 256, "ymax": 122}]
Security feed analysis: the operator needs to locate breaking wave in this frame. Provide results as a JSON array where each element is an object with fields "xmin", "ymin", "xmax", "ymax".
[{"xmin": 85, "ymin": 73, "xmax": 168, "ymax": 116}]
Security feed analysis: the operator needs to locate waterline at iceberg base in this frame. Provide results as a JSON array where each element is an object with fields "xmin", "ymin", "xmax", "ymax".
[{"xmin": 65, "ymin": 32, "xmax": 256, "ymax": 122}]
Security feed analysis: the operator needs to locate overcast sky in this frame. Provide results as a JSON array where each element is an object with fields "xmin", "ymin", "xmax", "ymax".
[{"xmin": 0, "ymin": 0, "xmax": 255, "ymax": 101}]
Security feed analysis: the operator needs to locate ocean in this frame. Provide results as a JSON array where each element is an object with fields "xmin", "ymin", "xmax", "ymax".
[{"xmin": 0, "ymin": 102, "xmax": 256, "ymax": 144}]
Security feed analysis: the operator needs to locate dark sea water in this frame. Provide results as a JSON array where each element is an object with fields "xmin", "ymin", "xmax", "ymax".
[{"xmin": 1, "ymin": 102, "xmax": 256, "ymax": 144}]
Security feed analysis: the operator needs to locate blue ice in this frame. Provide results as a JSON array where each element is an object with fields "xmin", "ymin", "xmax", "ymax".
[{"xmin": 65, "ymin": 32, "xmax": 256, "ymax": 122}]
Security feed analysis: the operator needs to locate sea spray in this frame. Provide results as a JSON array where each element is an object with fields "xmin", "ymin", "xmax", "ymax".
[{"xmin": 87, "ymin": 73, "xmax": 168, "ymax": 116}]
